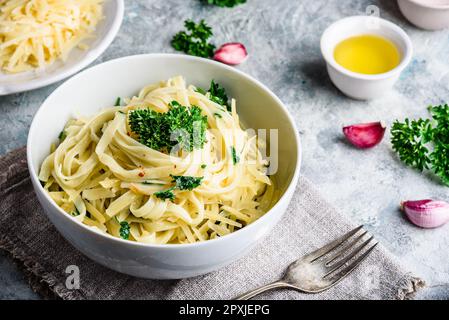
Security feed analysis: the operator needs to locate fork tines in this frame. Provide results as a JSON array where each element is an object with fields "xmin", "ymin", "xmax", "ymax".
[{"xmin": 308, "ymin": 225, "xmax": 378, "ymax": 281}]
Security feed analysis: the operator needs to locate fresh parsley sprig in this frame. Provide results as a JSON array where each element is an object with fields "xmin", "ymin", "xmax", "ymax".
[
  {"xmin": 201, "ymin": 0, "xmax": 246, "ymax": 7},
  {"xmin": 391, "ymin": 104, "xmax": 449, "ymax": 185},
  {"xmin": 171, "ymin": 20, "xmax": 216, "ymax": 58},
  {"xmin": 391, "ymin": 118, "xmax": 432, "ymax": 171},
  {"xmin": 128, "ymin": 101, "xmax": 208, "ymax": 152}
]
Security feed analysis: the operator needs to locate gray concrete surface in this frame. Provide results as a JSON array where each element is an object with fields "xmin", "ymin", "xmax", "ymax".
[{"xmin": 1, "ymin": 0, "xmax": 448, "ymax": 299}]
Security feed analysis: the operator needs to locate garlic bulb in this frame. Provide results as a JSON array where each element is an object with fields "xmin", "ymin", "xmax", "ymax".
[{"xmin": 401, "ymin": 199, "xmax": 449, "ymax": 228}]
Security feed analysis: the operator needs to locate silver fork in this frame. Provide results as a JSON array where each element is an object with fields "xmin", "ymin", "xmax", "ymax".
[{"xmin": 235, "ymin": 225, "xmax": 378, "ymax": 300}]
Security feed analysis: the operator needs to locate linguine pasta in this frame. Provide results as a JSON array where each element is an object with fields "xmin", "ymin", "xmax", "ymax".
[
  {"xmin": 39, "ymin": 76, "xmax": 276, "ymax": 244},
  {"xmin": 0, "ymin": 0, "xmax": 103, "ymax": 73}
]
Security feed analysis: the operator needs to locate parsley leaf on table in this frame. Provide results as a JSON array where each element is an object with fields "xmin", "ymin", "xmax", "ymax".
[
  {"xmin": 201, "ymin": 0, "xmax": 246, "ymax": 7},
  {"xmin": 391, "ymin": 118, "xmax": 432, "ymax": 171},
  {"xmin": 391, "ymin": 104, "xmax": 449, "ymax": 186},
  {"xmin": 430, "ymin": 142, "xmax": 449, "ymax": 186},
  {"xmin": 429, "ymin": 105, "xmax": 449, "ymax": 185},
  {"xmin": 171, "ymin": 20, "xmax": 215, "ymax": 58}
]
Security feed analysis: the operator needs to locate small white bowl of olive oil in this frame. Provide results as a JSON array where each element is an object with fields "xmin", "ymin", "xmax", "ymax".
[{"xmin": 320, "ymin": 16, "xmax": 413, "ymax": 100}]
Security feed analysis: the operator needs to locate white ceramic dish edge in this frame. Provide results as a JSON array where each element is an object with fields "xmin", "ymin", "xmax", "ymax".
[
  {"xmin": 398, "ymin": 0, "xmax": 449, "ymax": 30},
  {"xmin": 0, "ymin": 0, "xmax": 124, "ymax": 96},
  {"xmin": 404, "ymin": 0, "xmax": 449, "ymax": 10}
]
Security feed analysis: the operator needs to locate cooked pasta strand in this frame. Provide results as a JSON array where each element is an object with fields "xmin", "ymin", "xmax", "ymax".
[{"xmin": 39, "ymin": 76, "xmax": 276, "ymax": 244}]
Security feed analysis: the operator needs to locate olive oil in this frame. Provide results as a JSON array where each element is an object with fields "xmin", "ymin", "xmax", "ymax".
[{"xmin": 334, "ymin": 34, "xmax": 401, "ymax": 75}]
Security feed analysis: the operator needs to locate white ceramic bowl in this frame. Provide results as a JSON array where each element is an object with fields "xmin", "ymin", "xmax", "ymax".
[
  {"xmin": 0, "ymin": 0, "xmax": 124, "ymax": 96},
  {"xmin": 320, "ymin": 16, "xmax": 413, "ymax": 100},
  {"xmin": 398, "ymin": 0, "xmax": 449, "ymax": 30},
  {"xmin": 27, "ymin": 54, "xmax": 301, "ymax": 279}
]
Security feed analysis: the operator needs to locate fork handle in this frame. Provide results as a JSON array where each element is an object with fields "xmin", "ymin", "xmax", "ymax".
[{"xmin": 234, "ymin": 281, "xmax": 292, "ymax": 300}]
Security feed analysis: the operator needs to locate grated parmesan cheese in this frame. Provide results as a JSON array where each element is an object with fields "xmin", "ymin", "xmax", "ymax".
[{"xmin": 0, "ymin": 0, "xmax": 104, "ymax": 73}]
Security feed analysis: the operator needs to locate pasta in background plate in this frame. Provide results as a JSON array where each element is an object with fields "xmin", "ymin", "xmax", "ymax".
[
  {"xmin": 0, "ymin": 0, "xmax": 103, "ymax": 73},
  {"xmin": 39, "ymin": 76, "xmax": 277, "ymax": 244}
]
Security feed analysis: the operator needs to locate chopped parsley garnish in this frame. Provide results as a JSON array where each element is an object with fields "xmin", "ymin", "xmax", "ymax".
[
  {"xmin": 201, "ymin": 0, "xmax": 246, "ymax": 7},
  {"xmin": 214, "ymin": 113, "xmax": 222, "ymax": 118},
  {"xmin": 197, "ymin": 80, "xmax": 230, "ymax": 111},
  {"xmin": 209, "ymin": 80, "xmax": 230, "ymax": 110},
  {"xmin": 71, "ymin": 207, "xmax": 80, "ymax": 216},
  {"xmin": 154, "ymin": 175, "xmax": 204, "ymax": 202},
  {"xmin": 115, "ymin": 97, "xmax": 121, "ymax": 106},
  {"xmin": 142, "ymin": 181, "xmax": 165, "ymax": 186},
  {"xmin": 171, "ymin": 20, "xmax": 215, "ymax": 58},
  {"xmin": 231, "ymin": 146, "xmax": 240, "ymax": 165},
  {"xmin": 128, "ymin": 101, "xmax": 208, "ymax": 152},
  {"xmin": 171, "ymin": 175, "xmax": 203, "ymax": 190},
  {"xmin": 119, "ymin": 221, "xmax": 130, "ymax": 240},
  {"xmin": 391, "ymin": 104, "xmax": 449, "ymax": 186},
  {"xmin": 58, "ymin": 130, "xmax": 67, "ymax": 141},
  {"xmin": 154, "ymin": 188, "xmax": 176, "ymax": 201},
  {"xmin": 201, "ymin": 164, "xmax": 207, "ymax": 169},
  {"xmin": 195, "ymin": 87, "xmax": 207, "ymax": 95},
  {"xmin": 169, "ymin": 101, "xmax": 182, "ymax": 108}
]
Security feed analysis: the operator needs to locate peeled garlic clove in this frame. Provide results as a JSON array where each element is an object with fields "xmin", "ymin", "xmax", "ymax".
[
  {"xmin": 401, "ymin": 199, "xmax": 449, "ymax": 228},
  {"xmin": 213, "ymin": 43, "xmax": 248, "ymax": 65},
  {"xmin": 342, "ymin": 122, "xmax": 386, "ymax": 149}
]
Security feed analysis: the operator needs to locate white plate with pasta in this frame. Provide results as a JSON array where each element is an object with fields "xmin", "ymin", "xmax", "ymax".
[
  {"xmin": 0, "ymin": 0, "xmax": 124, "ymax": 96},
  {"xmin": 27, "ymin": 54, "xmax": 301, "ymax": 278}
]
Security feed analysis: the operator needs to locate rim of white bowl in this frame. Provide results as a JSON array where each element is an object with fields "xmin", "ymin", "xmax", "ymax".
[
  {"xmin": 0, "ymin": 0, "xmax": 124, "ymax": 96},
  {"xmin": 405, "ymin": 0, "xmax": 449, "ymax": 9},
  {"xmin": 320, "ymin": 15, "xmax": 413, "ymax": 81},
  {"xmin": 27, "ymin": 53, "xmax": 302, "ymax": 249}
]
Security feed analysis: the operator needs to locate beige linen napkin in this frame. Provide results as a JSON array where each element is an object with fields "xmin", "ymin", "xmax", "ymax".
[{"xmin": 0, "ymin": 147, "xmax": 424, "ymax": 300}]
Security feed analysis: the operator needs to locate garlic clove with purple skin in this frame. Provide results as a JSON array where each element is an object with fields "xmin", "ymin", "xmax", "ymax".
[
  {"xmin": 401, "ymin": 199, "xmax": 449, "ymax": 229},
  {"xmin": 213, "ymin": 43, "xmax": 248, "ymax": 65},
  {"xmin": 342, "ymin": 122, "xmax": 386, "ymax": 149}
]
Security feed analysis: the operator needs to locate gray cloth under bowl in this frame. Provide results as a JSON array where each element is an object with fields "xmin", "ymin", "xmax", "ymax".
[{"xmin": 0, "ymin": 147, "xmax": 424, "ymax": 299}]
